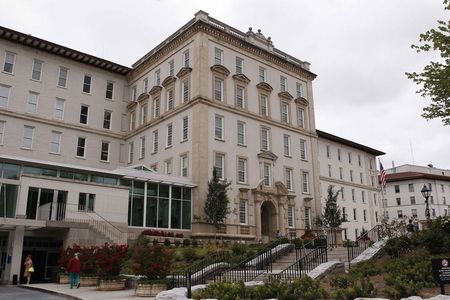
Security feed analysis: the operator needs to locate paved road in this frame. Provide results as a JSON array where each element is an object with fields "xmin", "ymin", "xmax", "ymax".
[{"xmin": 0, "ymin": 285, "xmax": 69, "ymax": 300}]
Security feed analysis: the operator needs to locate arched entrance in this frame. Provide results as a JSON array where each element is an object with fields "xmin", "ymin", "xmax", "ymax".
[{"xmin": 260, "ymin": 201, "xmax": 277, "ymax": 242}]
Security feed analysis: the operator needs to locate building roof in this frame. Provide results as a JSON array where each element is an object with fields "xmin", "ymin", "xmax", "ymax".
[
  {"xmin": 385, "ymin": 171, "xmax": 450, "ymax": 183},
  {"xmin": 316, "ymin": 129, "xmax": 385, "ymax": 156},
  {"xmin": 0, "ymin": 26, "xmax": 131, "ymax": 75}
]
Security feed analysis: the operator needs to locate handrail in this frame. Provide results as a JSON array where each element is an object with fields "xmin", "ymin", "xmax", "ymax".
[
  {"xmin": 294, "ymin": 235, "xmax": 326, "ymax": 261},
  {"xmin": 346, "ymin": 224, "xmax": 382, "ymax": 265}
]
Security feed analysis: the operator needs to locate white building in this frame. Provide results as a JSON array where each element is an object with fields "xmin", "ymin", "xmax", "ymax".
[
  {"xmin": 0, "ymin": 11, "xmax": 384, "ymax": 284},
  {"xmin": 383, "ymin": 164, "xmax": 450, "ymax": 221}
]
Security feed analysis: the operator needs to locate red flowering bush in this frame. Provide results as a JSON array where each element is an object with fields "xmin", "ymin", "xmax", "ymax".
[
  {"xmin": 131, "ymin": 235, "xmax": 174, "ymax": 281},
  {"xmin": 95, "ymin": 243, "xmax": 129, "ymax": 278},
  {"xmin": 58, "ymin": 244, "xmax": 96, "ymax": 275}
]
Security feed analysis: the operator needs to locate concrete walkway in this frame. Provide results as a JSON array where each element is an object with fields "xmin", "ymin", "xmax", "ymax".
[{"xmin": 20, "ymin": 283, "xmax": 151, "ymax": 300}]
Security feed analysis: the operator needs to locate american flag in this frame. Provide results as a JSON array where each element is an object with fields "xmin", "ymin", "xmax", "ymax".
[{"xmin": 379, "ymin": 161, "xmax": 387, "ymax": 188}]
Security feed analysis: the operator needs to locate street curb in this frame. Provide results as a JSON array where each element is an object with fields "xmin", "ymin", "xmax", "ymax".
[{"xmin": 19, "ymin": 285, "xmax": 82, "ymax": 300}]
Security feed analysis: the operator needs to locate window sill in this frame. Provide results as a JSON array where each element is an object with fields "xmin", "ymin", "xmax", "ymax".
[
  {"xmin": 284, "ymin": 155, "xmax": 292, "ymax": 158},
  {"xmin": 30, "ymin": 78, "xmax": 42, "ymax": 83},
  {"xmin": 56, "ymin": 85, "xmax": 67, "ymax": 90},
  {"xmin": 237, "ymin": 182, "xmax": 249, "ymax": 186},
  {"xmin": 20, "ymin": 147, "xmax": 33, "ymax": 151},
  {"xmin": 49, "ymin": 152, "xmax": 61, "ymax": 156},
  {"xmin": 99, "ymin": 160, "xmax": 110, "ymax": 164},
  {"xmin": 1, "ymin": 71, "xmax": 14, "ymax": 76},
  {"xmin": 75, "ymin": 156, "xmax": 86, "ymax": 160},
  {"xmin": 237, "ymin": 144, "xmax": 247, "ymax": 147},
  {"xmin": 105, "ymin": 97, "xmax": 114, "ymax": 102},
  {"xmin": 180, "ymin": 139, "xmax": 189, "ymax": 144},
  {"xmin": 81, "ymin": 92, "xmax": 92, "ymax": 96},
  {"xmin": 214, "ymin": 138, "xmax": 225, "ymax": 142},
  {"xmin": 165, "ymin": 145, "xmax": 173, "ymax": 150}
]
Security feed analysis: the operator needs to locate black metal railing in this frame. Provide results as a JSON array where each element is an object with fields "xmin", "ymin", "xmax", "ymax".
[
  {"xmin": 294, "ymin": 235, "xmax": 327, "ymax": 261},
  {"xmin": 347, "ymin": 224, "xmax": 382, "ymax": 265},
  {"xmin": 276, "ymin": 245, "xmax": 328, "ymax": 281},
  {"xmin": 215, "ymin": 239, "xmax": 293, "ymax": 283}
]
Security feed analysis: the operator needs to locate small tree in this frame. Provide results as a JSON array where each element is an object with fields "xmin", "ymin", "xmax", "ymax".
[
  {"xmin": 316, "ymin": 185, "xmax": 346, "ymax": 247},
  {"xmin": 204, "ymin": 167, "xmax": 231, "ymax": 240}
]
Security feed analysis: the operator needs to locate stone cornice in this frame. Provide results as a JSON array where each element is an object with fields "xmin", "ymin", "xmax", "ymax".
[
  {"xmin": 149, "ymin": 85, "xmax": 163, "ymax": 96},
  {"xmin": 232, "ymin": 73, "xmax": 251, "ymax": 84},
  {"xmin": 176, "ymin": 67, "xmax": 193, "ymax": 78},
  {"xmin": 256, "ymin": 82, "xmax": 274, "ymax": 93},
  {"xmin": 161, "ymin": 76, "xmax": 177, "ymax": 87},
  {"xmin": 127, "ymin": 101, "xmax": 137, "ymax": 110},
  {"xmin": 137, "ymin": 93, "xmax": 149, "ymax": 103},
  {"xmin": 278, "ymin": 91, "xmax": 294, "ymax": 101},
  {"xmin": 294, "ymin": 97, "xmax": 309, "ymax": 106},
  {"xmin": 319, "ymin": 176, "xmax": 378, "ymax": 191},
  {"xmin": 210, "ymin": 64, "xmax": 230, "ymax": 77}
]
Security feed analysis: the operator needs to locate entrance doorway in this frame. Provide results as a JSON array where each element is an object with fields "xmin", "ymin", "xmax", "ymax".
[{"xmin": 260, "ymin": 201, "xmax": 277, "ymax": 242}]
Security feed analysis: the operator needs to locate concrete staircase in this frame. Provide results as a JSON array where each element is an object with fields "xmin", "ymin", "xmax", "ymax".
[{"xmin": 326, "ymin": 247, "xmax": 349, "ymax": 269}]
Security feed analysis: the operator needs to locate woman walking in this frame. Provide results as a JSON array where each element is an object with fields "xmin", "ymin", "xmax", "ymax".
[
  {"xmin": 67, "ymin": 253, "xmax": 81, "ymax": 289},
  {"xmin": 23, "ymin": 254, "xmax": 34, "ymax": 284}
]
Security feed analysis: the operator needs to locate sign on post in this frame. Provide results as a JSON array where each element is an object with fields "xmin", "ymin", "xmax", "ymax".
[{"xmin": 431, "ymin": 258, "xmax": 450, "ymax": 295}]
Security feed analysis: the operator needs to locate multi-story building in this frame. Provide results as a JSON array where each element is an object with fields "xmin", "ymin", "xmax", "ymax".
[
  {"xmin": 383, "ymin": 164, "xmax": 450, "ymax": 221},
  {"xmin": 0, "ymin": 11, "xmax": 384, "ymax": 284},
  {"xmin": 317, "ymin": 130, "xmax": 384, "ymax": 241}
]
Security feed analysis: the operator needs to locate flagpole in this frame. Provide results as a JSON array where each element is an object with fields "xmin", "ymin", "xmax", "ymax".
[{"xmin": 378, "ymin": 159, "xmax": 387, "ymax": 223}]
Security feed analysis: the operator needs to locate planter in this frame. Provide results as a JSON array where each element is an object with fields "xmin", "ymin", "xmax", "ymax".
[
  {"xmin": 58, "ymin": 273, "xmax": 69, "ymax": 284},
  {"xmin": 135, "ymin": 283, "xmax": 166, "ymax": 297},
  {"xmin": 98, "ymin": 278, "xmax": 126, "ymax": 291},
  {"xmin": 80, "ymin": 275, "xmax": 98, "ymax": 287}
]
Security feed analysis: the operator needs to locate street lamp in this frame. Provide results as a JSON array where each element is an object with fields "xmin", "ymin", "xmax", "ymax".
[{"xmin": 421, "ymin": 185, "xmax": 431, "ymax": 220}]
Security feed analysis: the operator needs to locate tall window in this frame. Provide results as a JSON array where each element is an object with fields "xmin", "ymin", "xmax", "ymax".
[
  {"xmin": 27, "ymin": 92, "xmax": 39, "ymax": 113},
  {"xmin": 58, "ymin": 67, "xmax": 68, "ymax": 87},
  {"xmin": 360, "ymin": 172, "xmax": 363, "ymax": 184},
  {"xmin": 54, "ymin": 98, "xmax": 65, "ymax": 119},
  {"xmin": 155, "ymin": 69, "xmax": 161, "ymax": 85},
  {"xmin": 353, "ymin": 208, "xmax": 357, "ymax": 221},
  {"xmin": 237, "ymin": 157, "xmax": 247, "ymax": 184},
  {"xmin": 341, "ymin": 187, "xmax": 345, "ymax": 200},
  {"xmin": 214, "ymin": 114, "xmax": 224, "ymax": 140},
  {"xmin": 297, "ymin": 107, "xmax": 305, "ymax": 128},
  {"xmin": 237, "ymin": 121, "xmax": 246, "ymax": 146},
  {"xmin": 328, "ymin": 165, "xmax": 332, "ymax": 177},
  {"xmin": 304, "ymin": 207, "xmax": 311, "ymax": 229},
  {"xmin": 287, "ymin": 206, "xmax": 294, "ymax": 227},
  {"xmin": 167, "ymin": 89, "xmax": 174, "ymax": 111},
  {"xmin": 3, "ymin": 51, "xmax": 15, "ymax": 73},
  {"xmin": 362, "ymin": 191, "xmax": 365, "ymax": 203},
  {"xmin": 235, "ymin": 57, "xmax": 244, "ymax": 73},
  {"xmin": 260, "ymin": 127, "xmax": 270, "ymax": 151},
  {"xmin": 214, "ymin": 48, "xmax": 223, "ymax": 65},
  {"xmin": 182, "ymin": 49, "xmax": 190, "ymax": 67},
  {"xmin": 259, "ymin": 66, "xmax": 266, "ymax": 82},
  {"xmin": 132, "ymin": 86, "xmax": 137, "ymax": 101},
  {"xmin": 214, "ymin": 78, "xmax": 223, "ymax": 101},
  {"xmin": 280, "ymin": 76, "xmax": 287, "ymax": 92},
  {"xmin": 168, "ymin": 60, "xmax": 175, "ymax": 76},
  {"xmin": 236, "ymin": 86, "xmax": 245, "ymax": 109},
  {"xmin": 263, "ymin": 163, "xmax": 272, "ymax": 186},
  {"xmin": 410, "ymin": 196, "xmax": 416, "ymax": 205},
  {"xmin": 140, "ymin": 104, "xmax": 147, "ymax": 125},
  {"xmin": 139, "ymin": 136, "xmax": 145, "ymax": 159},
  {"xmin": 0, "ymin": 84, "xmax": 10, "ymax": 107},
  {"xmin": 408, "ymin": 184, "xmax": 414, "ymax": 192},
  {"xmin": 350, "ymin": 170, "xmax": 353, "ymax": 182},
  {"xmin": 0, "ymin": 121, "xmax": 5, "ymax": 145},
  {"xmin": 50, "ymin": 131, "xmax": 61, "ymax": 154},
  {"xmin": 103, "ymin": 110, "xmax": 112, "ymax": 129},
  {"xmin": 285, "ymin": 168, "xmax": 293, "ymax": 191},
  {"xmin": 348, "ymin": 152, "xmax": 352, "ymax": 164},
  {"xmin": 283, "ymin": 134, "xmax": 291, "ymax": 156},
  {"xmin": 152, "ymin": 130, "xmax": 159, "ymax": 154},
  {"xmin": 164, "ymin": 159, "xmax": 172, "ymax": 175},
  {"xmin": 80, "ymin": 105, "xmax": 89, "ymax": 124},
  {"xmin": 153, "ymin": 98, "xmax": 160, "ymax": 118},
  {"xmin": 296, "ymin": 81, "xmax": 306, "ymax": 98},
  {"xmin": 78, "ymin": 193, "xmax": 95, "ymax": 212},
  {"xmin": 166, "ymin": 123, "xmax": 173, "ymax": 147},
  {"xmin": 299, "ymin": 139, "xmax": 307, "ymax": 160},
  {"xmin": 302, "ymin": 172, "xmax": 309, "ymax": 193},
  {"xmin": 260, "ymin": 94, "xmax": 269, "ymax": 117},
  {"xmin": 128, "ymin": 142, "xmax": 134, "ymax": 163},
  {"xmin": 22, "ymin": 126, "xmax": 34, "ymax": 149},
  {"xmin": 182, "ymin": 79, "xmax": 190, "ymax": 103},
  {"xmin": 31, "ymin": 59, "xmax": 43, "ymax": 81},
  {"xmin": 180, "ymin": 154, "xmax": 188, "ymax": 177},
  {"xmin": 182, "ymin": 116, "xmax": 188, "ymax": 141},
  {"xmin": 358, "ymin": 155, "xmax": 361, "ymax": 167},
  {"xmin": 339, "ymin": 167, "xmax": 343, "ymax": 180},
  {"xmin": 239, "ymin": 200, "xmax": 247, "ymax": 224},
  {"xmin": 83, "ymin": 75, "xmax": 92, "ymax": 93},
  {"xmin": 352, "ymin": 189, "xmax": 355, "ymax": 201},
  {"xmin": 326, "ymin": 145, "xmax": 331, "ymax": 158},
  {"xmin": 214, "ymin": 153, "xmax": 225, "ymax": 180},
  {"xmin": 143, "ymin": 78, "xmax": 148, "ymax": 93},
  {"xmin": 106, "ymin": 81, "xmax": 114, "ymax": 99},
  {"xmin": 76, "ymin": 137, "xmax": 86, "ymax": 157},
  {"xmin": 337, "ymin": 148, "xmax": 341, "ymax": 161},
  {"xmin": 100, "ymin": 141, "xmax": 109, "ymax": 162},
  {"xmin": 281, "ymin": 102, "xmax": 290, "ymax": 123}
]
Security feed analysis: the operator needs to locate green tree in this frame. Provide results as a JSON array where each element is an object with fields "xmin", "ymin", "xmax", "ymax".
[
  {"xmin": 204, "ymin": 167, "xmax": 231, "ymax": 240},
  {"xmin": 406, "ymin": 1, "xmax": 450, "ymax": 125},
  {"xmin": 316, "ymin": 185, "xmax": 346, "ymax": 246}
]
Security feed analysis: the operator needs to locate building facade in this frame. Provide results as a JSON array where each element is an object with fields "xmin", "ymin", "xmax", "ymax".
[{"xmin": 0, "ymin": 11, "xmax": 384, "ymax": 284}]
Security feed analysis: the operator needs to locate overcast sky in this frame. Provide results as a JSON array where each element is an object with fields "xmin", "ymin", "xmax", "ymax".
[{"xmin": 1, "ymin": 0, "xmax": 448, "ymax": 170}]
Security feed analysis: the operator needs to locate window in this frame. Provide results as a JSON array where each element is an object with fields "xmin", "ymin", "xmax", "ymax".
[
  {"xmin": 263, "ymin": 163, "xmax": 272, "ymax": 186},
  {"xmin": 83, "ymin": 75, "xmax": 92, "ymax": 93},
  {"xmin": 0, "ymin": 121, "xmax": 5, "ymax": 145},
  {"xmin": 339, "ymin": 167, "xmax": 343, "ymax": 180},
  {"xmin": 132, "ymin": 86, "xmax": 137, "ymax": 101},
  {"xmin": 299, "ymin": 139, "xmax": 307, "ymax": 160},
  {"xmin": 355, "ymin": 229, "xmax": 359, "ymax": 238},
  {"xmin": 337, "ymin": 149, "xmax": 341, "ymax": 161},
  {"xmin": 360, "ymin": 172, "xmax": 363, "ymax": 184},
  {"xmin": 236, "ymin": 85, "xmax": 245, "ymax": 109},
  {"xmin": 106, "ymin": 81, "xmax": 114, "ymax": 99},
  {"xmin": 80, "ymin": 105, "xmax": 89, "ymax": 124},
  {"xmin": 296, "ymin": 81, "xmax": 306, "ymax": 98},
  {"xmin": 76, "ymin": 137, "xmax": 86, "ymax": 157},
  {"xmin": 283, "ymin": 134, "xmax": 291, "ymax": 156},
  {"xmin": 350, "ymin": 170, "xmax": 354, "ymax": 182},
  {"xmin": 155, "ymin": 69, "xmax": 161, "ymax": 85},
  {"xmin": 328, "ymin": 165, "xmax": 332, "ymax": 177},
  {"xmin": 103, "ymin": 110, "xmax": 112, "ymax": 129},
  {"xmin": 281, "ymin": 102, "xmax": 290, "ymax": 123},
  {"xmin": 259, "ymin": 66, "xmax": 266, "ymax": 82},
  {"xmin": 326, "ymin": 145, "xmax": 331, "ymax": 158},
  {"xmin": 237, "ymin": 121, "xmax": 246, "ymax": 146},
  {"xmin": 50, "ymin": 131, "xmax": 61, "ymax": 154},
  {"xmin": 139, "ymin": 136, "xmax": 145, "ymax": 159},
  {"xmin": 394, "ymin": 185, "xmax": 400, "ymax": 193},
  {"xmin": 180, "ymin": 154, "xmax": 188, "ymax": 177},
  {"xmin": 128, "ymin": 142, "xmax": 134, "ymax": 163},
  {"xmin": 31, "ymin": 59, "xmax": 43, "ymax": 81},
  {"xmin": 441, "ymin": 184, "xmax": 445, "ymax": 193},
  {"xmin": 214, "ymin": 48, "xmax": 223, "ymax": 65},
  {"xmin": 164, "ymin": 159, "xmax": 172, "ymax": 175},
  {"xmin": 78, "ymin": 193, "xmax": 95, "ymax": 212},
  {"xmin": 297, "ymin": 107, "xmax": 305, "ymax": 128},
  {"xmin": 348, "ymin": 152, "xmax": 352, "ymax": 164},
  {"xmin": 239, "ymin": 200, "xmax": 247, "ymax": 224},
  {"xmin": 430, "ymin": 196, "xmax": 434, "ymax": 204},
  {"xmin": 152, "ymin": 130, "xmax": 159, "ymax": 154},
  {"xmin": 260, "ymin": 127, "xmax": 270, "ymax": 151},
  {"xmin": 22, "ymin": 126, "xmax": 34, "ymax": 149},
  {"xmin": 27, "ymin": 92, "xmax": 39, "ymax": 113},
  {"xmin": 443, "ymin": 196, "xmax": 447, "ymax": 204},
  {"xmin": 374, "ymin": 194, "xmax": 377, "ymax": 205},
  {"xmin": 100, "ymin": 141, "xmax": 109, "ymax": 162},
  {"xmin": 353, "ymin": 208, "xmax": 357, "ymax": 221},
  {"xmin": 352, "ymin": 189, "xmax": 355, "ymax": 201},
  {"xmin": 260, "ymin": 94, "xmax": 269, "ymax": 116},
  {"xmin": 341, "ymin": 187, "xmax": 345, "ymax": 200},
  {"xmin": 58, "ymin": 67, "xmax": 68, "ymax": 87},
  {"xmin": 285, "ymin": 168, "xmax": 293, "ymax": 191},
  {"xmin": 143, "ymin": 78, "xmax": 148, "ymax": 93},
  {"xmin": 302, "ymin": 172, "xmax": 309, "ymax": 193},
  {"xmin": 182, "ymin": 49, "xmax": 190, "ymax": 67},
  {"xmin": 408, "ymin": 196, "xmax": 415, "ymax": 205},
  {"xmin": 304, "ymin": 207, "xmax": 311, "ymax": 229},
  {"xmin": 280, "ymin": 76, "xmax": 287, "ymax": 92},
  {"xmin": 237, "ymin": 157, "xmax": 247, "ymax": 184},
  {"xmin": 153, "ymin": 98, "xmax": 160, "ymax": 118},
  {"xmin": 397, "ymin": 210, "xmax": 403, "ymax": 218},
  {"xmin": 182, "ymin": 79, "xmax": 190, "ymax": 103},
  {"xmin": 396, "ymin": 197, "xmax": 401, "ymax": 205},
  {"xmin": 412, "ymin": 209, "xmax": 418, "ymax": 218},
  {"xmin": 3, "ymin": 51, "xmax": 15, "ymax": 73},
  {"xmin": 236, "ymin": 57, "xmax": 244, "ymax": 73},
  {"xmin": 375, "ymin": 211, "xmax": 379, "ymax": 222},
  {"xmin": 140, "ymin": 104, "xmax": 147, "ymax": 125},
  {"xmin": 214, "ymin": 114, "xmax": 224, "ymax": 140},
  {"xmin": 214, "ymin": 78, "xmax": 223, "ymax": 101},
  {"xmin": 166, "ymin": 123, "xmax": 173, "ymax": 147},
  {"xmin": 214, "ymin": 153, "xmax": 225, "ymax": 180},
  {"xmin": 54, "ymin": 98, "xmax": 65, "ymax": 119},
  {"xmin": 362, "ymin": 191, "xmax": 365, "ymax": 203},
  {"xmin": 0, "ymin": 84, "xmax": 10, "ymax": 107},
  {"xmin": 182, "ymin": 116, "xmax": 188, "ymax": 141},
  {"xmin": 287, "ymin": 205, "xmax": 294, "ymax": 227},
  {"xmin": 363, "ymin": 209, "xmax": 367, "ymax": 222},
  {"xmin": 343, "ymin": 228, "xmax": 348, "ymax": 240},
  {"xmin": 358, "ymin": 155, "xmax": 361, "ymax": 167},
  {"xmin": 129, "ymin": 111, "xmax": 136, "ymax": 131},
  {"xmin": 168, "ymin": 60, "xmax": 175, "ymax": 76},
  {"xmin": 167, "ymin": 89, "xmax": 174, "ymax": 111},
  {"xmin": 432, "ymin": 209, "xmax": 436, "ymax": 217}
]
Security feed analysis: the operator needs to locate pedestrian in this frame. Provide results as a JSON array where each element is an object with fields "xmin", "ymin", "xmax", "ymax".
[
  {"xmin": 23, "ymin": 254, "xmax": 34, "ymax": 284},
  {"xmin": 275, "ymin": 230, "xmax": 282, "ymax": 240},
  {"xmin": 407, "ymin": 219, "xmax": 414, "ymax": 234},
  {"xmin": 67, "ymin": 253, "xmax": 81, "ymax": 289}
]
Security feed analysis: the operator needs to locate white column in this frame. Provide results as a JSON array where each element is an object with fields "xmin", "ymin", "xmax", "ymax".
[{"xmin": 2, "ymin": 226, "xmax": 24, "ymax": 284}]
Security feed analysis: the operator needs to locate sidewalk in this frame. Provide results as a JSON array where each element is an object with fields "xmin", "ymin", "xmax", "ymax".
[{"xmin": 21, "ymin": 283, "xmax": 151, "ymax": 300}]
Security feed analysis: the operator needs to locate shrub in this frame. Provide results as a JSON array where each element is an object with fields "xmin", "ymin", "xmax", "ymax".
[
  {"xmin": 192, "ymin": 239, "xmax": 198, "ymax": 247},
  {"xmin": 230, "ymin": 243, "xmax": 247, "ymax": 257},
  {"xmin": 350, "ymin": 260, "xmax": 381, "ymax": 278},
  {"xmin": 58, "ymin": 244, "xmax": 97, "ymax": 275},
  {"xmin": 182, "ymin": 247, "xmax": 199, "ymax": 262},
  {"xmin": 164, "ymin": 238, "xmax": 171, "ymax": 247},
  {"xmin": 152, "ymin": 239, "xmax": 159, "ymax": 246},
  {"xmin": 174, "ymin": 240, "xmax": 181, "ymax": 247},
  {"xmin": 292, "ymin": 238, "xmax": 304, "ymax": 248},
  {"xmin": 95, "ymin": 243, "xmax": 128, "ymax": 279},
  {"xmin": 415, "ymin": 216, "xmax": 450, "ymax": 254},
  {"xmin": 175, "ymin": 233, "xmax": 184, "ymax": 238},
  {"xmin": 182, "ymin": 238, "xmax": 191, "ymax": 247},
  {"xmin": 330, "ymin": 274, "xmax": 375, "ymax": 300},
  {"xmin": 192, "ymin": 281, "xmax": 245, "ymax": 300},
  {"xmin": 384, "ymin": 235, "xmax": 413, "ymax": 257},
  {"xmin": 279, "ymin": 276, "xmax": 327, "ymax": 300}
]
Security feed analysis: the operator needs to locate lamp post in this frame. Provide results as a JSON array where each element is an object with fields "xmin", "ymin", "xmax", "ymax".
[{"xmin": 421, "ymin": 185, "xmax": 431, "ymax": 220}]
